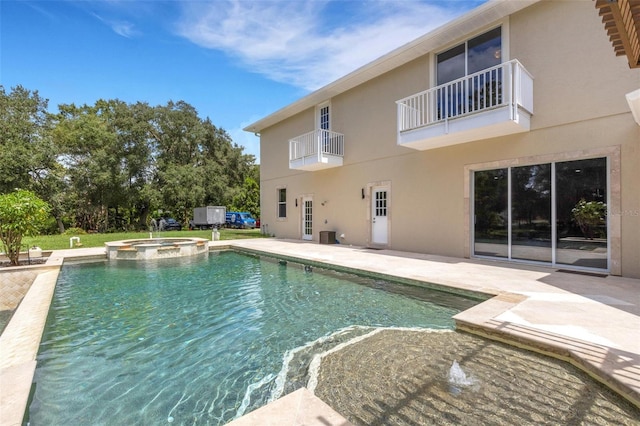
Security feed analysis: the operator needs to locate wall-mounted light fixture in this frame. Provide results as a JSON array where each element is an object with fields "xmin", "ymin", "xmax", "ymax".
[
  {"xmin": 295, "ymin": 198, "xmax": 298, "ymax": 207},
  {"xmin": 361, "ymin": 188, "xmax": 365, "ymax": 199}
]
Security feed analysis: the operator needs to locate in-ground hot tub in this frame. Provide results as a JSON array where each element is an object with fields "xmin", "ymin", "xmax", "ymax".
[{"xmin": 105, "ymin": 238, "xmax": 209, "ymax": 260}]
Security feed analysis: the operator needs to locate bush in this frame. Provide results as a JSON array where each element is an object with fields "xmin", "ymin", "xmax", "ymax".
[
  {"xmin": 0, "ymin": 190, "xmax": 51, "ymax": 265},
  {"xmin": 63, "ymin": 227, "xmax": 87, "ymax": 235},
  {"xmin": 571, "ymin": 199, "xmax": 606, "ymax": 239}
]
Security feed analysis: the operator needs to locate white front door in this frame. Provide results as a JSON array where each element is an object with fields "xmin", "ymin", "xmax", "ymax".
[
  {"xmin": 371, "ymin": 187, "xmax": 389, "ymax": 245},
  {"xmin": 302, "ymin": 197, "xmax": 313, "ymax": 240}
]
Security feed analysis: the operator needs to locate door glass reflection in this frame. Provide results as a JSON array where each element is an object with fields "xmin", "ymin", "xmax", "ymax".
[
  {"xmin": 556, "ymin": 158, "xmax": 607, "ymax": 269},
  {"xmin": 474, "ymin": 169, "xmax": 508, "ymax": 258},
  {"xmin": 511, "ymin": 164, "xmax": 552, "ymax": 262}
]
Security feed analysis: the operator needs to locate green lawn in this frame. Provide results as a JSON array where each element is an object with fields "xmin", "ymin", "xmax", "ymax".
[{"xmin": 22, "ymin": 229, "xmax": 269, "ymax": 251}]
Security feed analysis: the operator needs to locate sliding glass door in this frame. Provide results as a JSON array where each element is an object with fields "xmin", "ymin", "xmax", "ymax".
[
  {"xmin": 474, "ymin": 169, "xmax": 508, "ymax": 258},
  {"xmin": 555, "ymin": 158, "xmax": 607, "ymax": 269},
  {"xmin": 473, "ymin": 158, "xmax": 608, "ymax": 271},
  {"xmin": 511, "ymin": 164, "xmax": 552, "ymax": 263}
]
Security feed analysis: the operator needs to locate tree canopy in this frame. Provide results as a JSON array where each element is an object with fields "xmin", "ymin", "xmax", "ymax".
[{"xmin": 0, "ymin": 85, "xmax": 259, "ymax": 233}]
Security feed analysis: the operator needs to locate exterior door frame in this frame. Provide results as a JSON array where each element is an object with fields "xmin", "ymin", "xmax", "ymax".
[
  {"xmin": 301, "ymin": 195, "xmax": 313, "ymax": 241},
  {"xmin": 317, "ymin": 101, "xmax": 330, "ymax": 131},
  {"xmin": 464, "ymin": 146, "xmax": 621, "ymax": 275},
  {"xmin": 368, "ymin": 182, "xmax": 391, "ymax": 248}
]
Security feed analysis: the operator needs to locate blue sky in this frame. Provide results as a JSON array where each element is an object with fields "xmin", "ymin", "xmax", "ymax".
[{"xmin": 1, "ymin": 0, "xmax": 484, "ymax": 163}]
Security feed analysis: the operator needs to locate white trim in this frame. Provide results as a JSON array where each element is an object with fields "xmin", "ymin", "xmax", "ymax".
[
  {"xmin": 316, "ymin": 101, "xmax": 331, "ymax": 131},
  {"xmin": 369, "ymin": 183, "xmax": 391, "ymax": 247},
  {"xmin": 301, "ymin": 195, "xmax": 313, "ymax": 241},
  {"xmin": 276, "ymin": 186, "xmax": 287, "ymax": 221},
  {"xmin": 502, "ymin": 17, "xmax": 510, "ymax": 63},
  {"xmin": 551, "ymin": 164, "xmax": 557, "ymax": 265},
  {"xmin": 606, "ymin": 156, "xmax": 612, "ymax": 269},
  {"xmin": 625, "ymin": 89, "xmax": 640, "ymax": 125},
  {"xmin": 433, "ymin": 23, "xmax": 507, "ymax": 84},
  {"xmin": 507, "ymin": 167, "xmax": 512, "ymax": 259}
]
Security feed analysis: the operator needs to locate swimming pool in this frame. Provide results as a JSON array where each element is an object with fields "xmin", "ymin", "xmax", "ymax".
[{"xmin": 27, "ymin": 250, "xmax": 479, "ymax": 425}]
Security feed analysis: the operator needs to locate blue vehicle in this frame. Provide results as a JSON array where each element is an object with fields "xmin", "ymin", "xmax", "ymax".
[{"xmin": 225, "ymin": 212, "xmax": 256, "ymax": 229}]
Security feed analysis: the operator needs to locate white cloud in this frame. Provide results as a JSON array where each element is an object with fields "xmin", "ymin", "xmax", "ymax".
[
  {"xmin": 175, "ymin": 0, "xmax": 471, "ymax": 91},
  {"xmin": 91, "ymin": 12, "xmax": 139, "ymax": 38},
  {"xmin": 110, "ymin": 21, "xmax": 137, "ymax": 38}
]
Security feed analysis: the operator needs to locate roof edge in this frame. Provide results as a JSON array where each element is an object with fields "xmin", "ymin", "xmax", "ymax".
[{"xmin": 243, "ymin": 0, "xmax": 539, "ymax": 134}]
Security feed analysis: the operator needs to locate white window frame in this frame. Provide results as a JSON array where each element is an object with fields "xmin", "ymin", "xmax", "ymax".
[
  {"xmin": 277, "ymin": 187, "xmax": 287, "ymax": 220},
  {"xmin": 464, "ymin": 146, "xmax": 621, "ymax": 275},
  {"xmin": 430, "ymin": 19, "xmax": 510, "ymax": 87},
  {"xmin": 317, "ymin": 101, "xmax": 331, "ymax": 131}
]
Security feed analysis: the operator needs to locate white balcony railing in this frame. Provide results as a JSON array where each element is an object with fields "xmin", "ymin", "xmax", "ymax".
[
  {"xmin": 289, "ymin": 129, "xmax": 344, "ymax": 171},
  {"xmin": 397, "ymin": 59, "xmax": 533, "ymax": 134}
]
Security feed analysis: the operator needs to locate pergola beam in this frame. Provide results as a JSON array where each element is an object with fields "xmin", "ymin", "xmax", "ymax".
[{"xmin": 595, "ymin": 0, "xmax": 640, "ymax": 68}]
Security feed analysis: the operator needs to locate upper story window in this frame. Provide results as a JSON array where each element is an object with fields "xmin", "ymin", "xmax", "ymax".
[
  {"xmin": 436, "ymin": 27, "xmax": 502, "ymax": 85},
  {"xmin": 317, "ymin": 102, "xmax": 330, "ymax": 130},
  {"xmin": 277, "ymin": 188, "xmax": 287, "ymax": 218}
]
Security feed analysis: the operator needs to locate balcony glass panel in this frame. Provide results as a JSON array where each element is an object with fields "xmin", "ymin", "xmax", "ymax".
[
  {"xmin": 468, "ymin": 27, "xmax": 501, "ymax": 74},
  {"xmin": 437, "ymin": 44, "xmax": 465, "ymax": 85},
  {"xmin": 437, "ymin": 27, "xmax": 501, "ymax": 85}
]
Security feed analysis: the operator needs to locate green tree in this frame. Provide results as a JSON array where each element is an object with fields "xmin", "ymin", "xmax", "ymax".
[
  {"xmin": 0, "ymin": 85, "xmax": 65, "ymax": 231},
  {"xmin": 25, "ymin": 95, "xmax": 258, "ymax": 232},
  {"xmin": 0, "ymin": 190, "xmax": 51, "ymax": 265},
  {"xmin": 149, "ymin": 101, "xmax": 257, "ymax": 224},
  {"xmin": 120, "ymin": 102, "xmax": 156, "ymax": 228},
  {"xmin": 150, "ymin": 101, "xmax": 207, "ymax": 223},
  {"xmin": 54, "ymin": 100, "xmax": 157, "ymax": 231},
  {"xmin": 199, "ymin": 119, "xmax": 238, "ymax": 206},
  {"xmin": 54, "ymin": 103, "xmax": 119, "ymax": 231},
  {"xmin": 230, "ymin": 175, "xmax": 260, "ymax": 218},
  {"xmin": 0, "ymin": 85, "xmax": 54, "ymax": 192}
]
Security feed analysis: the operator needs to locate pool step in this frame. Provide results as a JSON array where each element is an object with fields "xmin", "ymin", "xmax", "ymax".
[{"xmin": 279, "ymin": 326, "xmax": 376, "ymax": 396}]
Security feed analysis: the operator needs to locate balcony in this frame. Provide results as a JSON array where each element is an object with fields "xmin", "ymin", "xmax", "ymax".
[
  {"xmin": 396, "ymin": 60, "xmax": 534, "ymax": 150},
  {"xmin": 289, "ymin": 129, "xmax": 344, "ymax": 171}
]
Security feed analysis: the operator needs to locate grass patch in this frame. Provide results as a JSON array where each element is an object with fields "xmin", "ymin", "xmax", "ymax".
[{"xmin": 22, "ymin": 229, "xmax": 269, "ymax": 251}]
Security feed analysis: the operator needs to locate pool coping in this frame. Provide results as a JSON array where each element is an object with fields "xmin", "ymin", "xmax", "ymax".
[
  {"xmin": 105, "ymin": 237, "xmax": 209, "ymax": 260},
  {"xmin": 0, "ymin": 265, "xmax": 61, "ymax": 426},
  {"xmin": 1, "ymin": 240, "xmax": 639, "ymax": 426}
]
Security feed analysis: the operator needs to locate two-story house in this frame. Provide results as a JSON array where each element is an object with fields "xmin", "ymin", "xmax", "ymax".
[{"xmin": 244, "ymin": 0, "xmax": 640, "ymax": 278}]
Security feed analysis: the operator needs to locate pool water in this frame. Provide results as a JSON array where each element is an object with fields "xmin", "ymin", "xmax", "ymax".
[{"xmin": 27, "ymin": 251, "xmax": 478, "ymax": 425}]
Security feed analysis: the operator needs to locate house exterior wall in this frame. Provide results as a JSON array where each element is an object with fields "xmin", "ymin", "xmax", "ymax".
[{"xmin": 257, "ymin": 1, "xmax": 640, "ymax": 278}]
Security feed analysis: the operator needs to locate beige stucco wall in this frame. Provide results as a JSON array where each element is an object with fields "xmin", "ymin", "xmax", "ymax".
[{"xmin": 258, "ymin": 1, "xmax": 640, "ymax": 278}]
